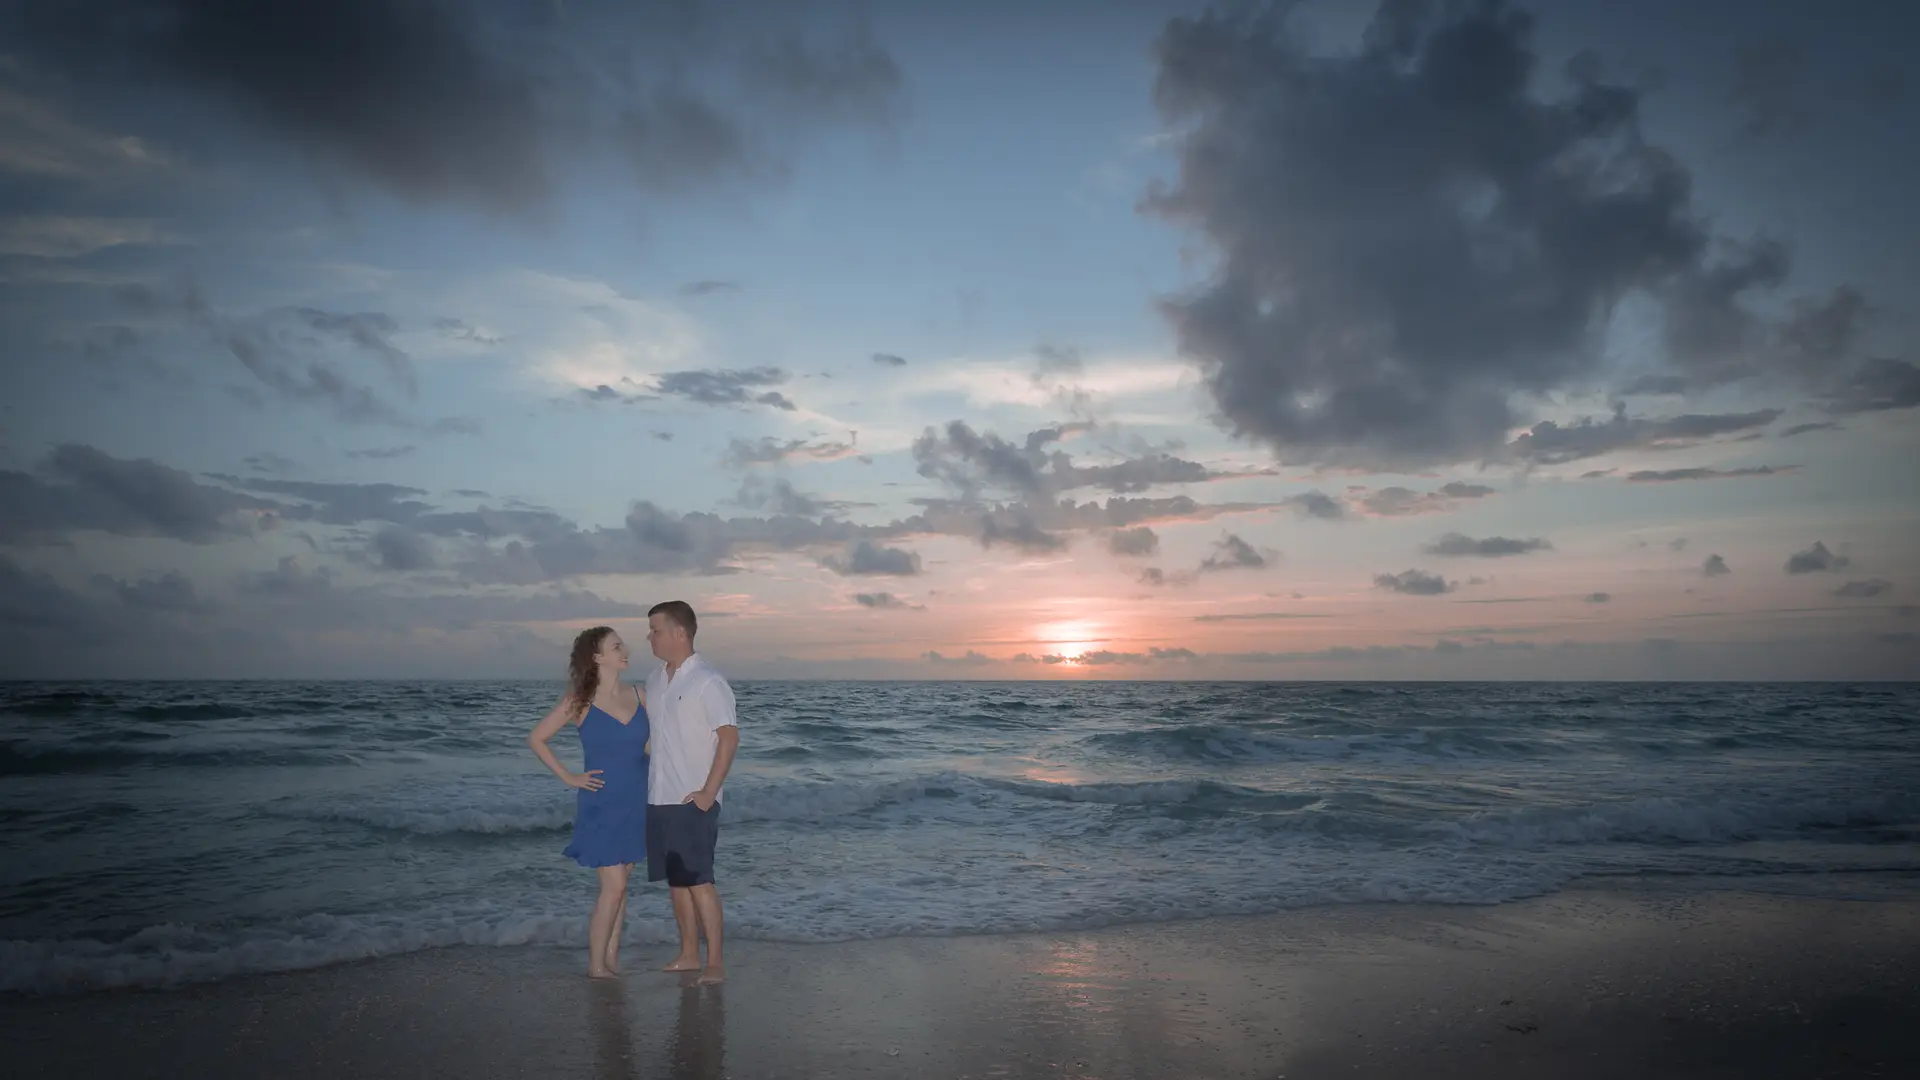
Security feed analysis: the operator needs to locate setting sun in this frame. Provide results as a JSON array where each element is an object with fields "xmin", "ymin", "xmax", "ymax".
[{"xmin": 1036, "ymin": 619, "xmax": 1109, "ymax": 661}]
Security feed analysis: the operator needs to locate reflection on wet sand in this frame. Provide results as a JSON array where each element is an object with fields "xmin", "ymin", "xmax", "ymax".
[
  {"xmin": 669, "ymin": 981, "xmax": 727, "ymax": 1080},
  {"xmin": 588, "ymin": 979, "xmax": 638, "ymax": 1080}
]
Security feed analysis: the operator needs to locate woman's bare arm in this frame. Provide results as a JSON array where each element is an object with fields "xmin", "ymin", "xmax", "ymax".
[{"xmin": 527, "ymin": 694, "xmax": 602, "ymax": 791}]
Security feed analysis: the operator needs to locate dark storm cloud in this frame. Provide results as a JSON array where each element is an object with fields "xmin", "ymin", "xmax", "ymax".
[
  {"xmin": 1144, "ymin": 0, "xmax": 1750, "ymax": 467},
  {"xmin": 1624, "ymin": 465, "xmax": 1794, "ymax": 482},
  {"xmin": 1584, "ymin": 592, "xmax": 1610, "ymax": 603},
  {"xmin": 1509, "ymin": 407, "xmax": 1781, "ymax": 465},
  {"xmin": 1108, "ymin": 525, "xmax": 1159, "ymax": 557},
  {"xmin": 1198, "ymin": 533, "xmax": 1265, "ymax": 573},
  {"xmin": 871, "ymin": 352, "xmax": 908, "ymax": 367},
  {"xmin": 1833, "ymin": 579, "xmax": 1893, "ymax": 599},
  {"xmin": 1702, "ymin": 554, "xmax": 1732, "ymax": 577},
  {"xmin": 0, "ymin": 443, "xmax": 269, "ymax": 544},
  {"xmin": 653, "ymin": 367, "xmax": 796, "ymax": 410},
  {"xmin": 1784, "ymin": 542, "xmax": 1851, "ymax": 575},
  {"xmin": 1141, "ymin": 0, "xmax": 1919, "ymax": 468},
  {"xmin": 8, "ymin": 0, "xmax": 903, "ymax": 212},
  {"xmin": 821, "ymin": 539, "xmax": 921, "ymax": 577},
  {"xmin": 1375, "ymin": 569, "xmax": 1454, "ymax": 596},
  {"xmin": 1422, "ymin": 533, "xmax": 1551, "ymax": 557}
]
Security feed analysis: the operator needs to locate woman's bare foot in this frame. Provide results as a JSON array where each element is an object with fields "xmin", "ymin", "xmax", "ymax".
[
  {"xmin": 696, "ymin": 963, "xmax": 725, "ymax": 985},
  {"xmin": 587, "ymin": 966, "xmax": 617, "ymax": 980},
  {"xmin": 661, "ymin": 953, "xmax": 702, "ymax": 972}
]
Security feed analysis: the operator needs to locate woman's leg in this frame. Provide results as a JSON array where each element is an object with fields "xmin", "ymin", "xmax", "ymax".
[
  {"xmin": 605, "ymin": 864, "xmax": 632, "ymax": 973},
  {"xmin": 589, "ymin": 863, "xmax": 629, "ymax": 977}
]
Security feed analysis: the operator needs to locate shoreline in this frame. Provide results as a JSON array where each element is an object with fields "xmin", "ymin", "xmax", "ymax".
[{"xmin": 5, "ymin": 879, "xmax": 1917, "ymax": 1078}]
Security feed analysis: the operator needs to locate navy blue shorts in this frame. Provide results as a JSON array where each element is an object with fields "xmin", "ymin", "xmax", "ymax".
[{"xmin": 646, "ymin": 802, "xmax": 722, "ymax": 887}]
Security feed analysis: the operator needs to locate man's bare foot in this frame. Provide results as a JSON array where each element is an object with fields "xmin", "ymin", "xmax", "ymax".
[
  {"xmin": 696, "ymin": 963, "xmax": 725, "ymax": 985},
  {"xmin": 661, "ymin": 954, "xmax": 702, "ymax": 972}
]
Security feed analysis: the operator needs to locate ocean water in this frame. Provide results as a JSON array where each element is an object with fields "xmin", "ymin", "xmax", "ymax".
[{"xmin": 2, "ymin": 679, "xmax": 1917, "ymax": 995}]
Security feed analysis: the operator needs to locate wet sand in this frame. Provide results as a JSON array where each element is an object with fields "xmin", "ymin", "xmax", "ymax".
[{"xmin": 4, "ymin": 880, "xmax": 1917, "ymax": 1078}]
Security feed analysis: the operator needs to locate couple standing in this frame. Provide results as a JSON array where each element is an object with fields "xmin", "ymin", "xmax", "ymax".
[{"xmin": 528, "ymin": 601, "xmax": 739, "ymax": 984}]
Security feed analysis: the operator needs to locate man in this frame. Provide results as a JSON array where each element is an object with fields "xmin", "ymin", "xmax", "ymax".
[{"xmin": 643, "ymin": 600, "xmax": 739, "ymax": 984}]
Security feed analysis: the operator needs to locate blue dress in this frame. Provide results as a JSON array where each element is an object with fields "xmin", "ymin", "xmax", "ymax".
[{"xmin": 562, "ymin": 694, "xmax": 650, "ymax": 868}]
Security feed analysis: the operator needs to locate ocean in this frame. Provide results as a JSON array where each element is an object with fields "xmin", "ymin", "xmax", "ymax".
[{"xmin": 3, "ymin": 679, "xmax": 1917, "ymax": 995}]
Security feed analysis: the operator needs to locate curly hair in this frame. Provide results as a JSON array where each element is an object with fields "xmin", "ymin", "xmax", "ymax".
[{"xmin": 565, "ymin": 625, "xmax": 616, "ymax": 721}]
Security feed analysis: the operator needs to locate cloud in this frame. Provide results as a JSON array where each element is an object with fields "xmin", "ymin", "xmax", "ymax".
[
  {"xmin": 1729, "ymin": 38, "xmax": 1809, "ymax": 140},
  {"xmin": 1702, "ymin": 554, "xmax": 1732, "ymax": 577},
  {"xmin": 1108, "ymin": 526, "xmax": 1159, "ymax": 557},
  {"xmin": 1823, "ymin": 357, "xmax": 1920, "ymax": 415},
  {"xmin": 434, "ymin": 317, "xmax": 502, "ymax": 345},
  {"xmin": 980, "ymin": 510, "xmax": 1068, "ymax": 554},
  {"xmin": 1784, "ymin": 541, "xmax": 1851, "ymax": 575},
  {"xmin": 1192, "ymin": 612, "xmax": 1329, "ymax": 622},
  {"xmin": 234, "ymin": 478, "xmax": 435, "ymax": 526},
  {"xmin": 913, "ymin": 419, "xmax": 1230, "ymax": 499},
  {"xmin": 1374, "ymin": 569, "xmax": 1454, "ymax": 596},
  {"xmin": 1669, "ymin": 538, "xmax": 1689, "ymax": 552},
  {"xmin": 1584, "ymin": 592, "xmax": 1611, "ymax": 603},
  {"xmin": 346, "ymin": 445, "xmax": 417, "ymax": 461},
  {"xmin": 1509, "ymin": 407, "xmax": 1781, "ymax": 465},
  {"xmin": 1778, "ymin": 421, "xmax": 1843, "ymax": 438},
  {"xmin": 88, "ymin": 570, "xmax": 203, "ymax": 612},
  {"xmin": 653, "ymin": 367, "xmax": 795, "ymax": 410},
  {"xmin": 1198, "ymin": 533, "xmax": 1266, "ymax": 572},
  {"xmin": 368, "ymin": 526, "xmax": 436, "ymax": 572},
  {"xmin": 923, "ymin": 649, "xmax": 992, "ymax": 666},
  {"xmin": 0, "ymin": 443, "xmax": 270, "ymax": 545},
  {"xmin": 821, "ymin": 539, "xmax": 921, "ymax": 577},
  {"xmin": 1833, "ymin": 579, "xmax": 1893, "ymax": 599},
  {"xmin": 1139, "ymin": 1, "xmax": 1819, "ymax": 468},
  {"xmin": 1422, "ymin": 533, "xmax": 1551, "ymax": 558},
  {"xmin": 855, "ymin": 592, "xmax": 921, "ymax": 610},
  {"xmin": 871, "ymin": 353, "xmax": 908, "ymax": 367},
  {"xmin": 118, "ymin": 280, "xmax": 435, "ymax": 427},
  {"xmin": 1283, "ymin": 491, "xmax": 1346, "ymax": 520},
  {"xmin": 11, "ymin": 0, "xmax": 902, "ymax": 212},
  {"xmin": 721, "ymin": 435, "xmax": 862, "ymax": 468},
  {"xmin": 680, "ymin": 280, "xmax": 740, "ymax": 297},
  {"xmin": 1624, "ymin": 465, "xmax": 1795, "ymax": 482},
  {"xmin": 1354, "ymin": 482, "xmax": 1496, "ymax": 517}
]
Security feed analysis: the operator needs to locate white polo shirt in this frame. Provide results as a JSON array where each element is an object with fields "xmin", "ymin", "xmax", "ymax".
[{"xmin": 645, "ymin": 653, "xmax": 737, "ymax": 806}]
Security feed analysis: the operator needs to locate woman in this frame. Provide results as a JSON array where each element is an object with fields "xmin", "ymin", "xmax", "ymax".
[{"xmin": 528, "ymin": 625, "xmax": 650, "ymax": 978}]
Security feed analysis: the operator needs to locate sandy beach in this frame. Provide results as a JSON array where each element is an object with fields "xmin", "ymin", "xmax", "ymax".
[{"xmin": 5, "ymin": 878, "xmax": 1917, "ymax": 1079}]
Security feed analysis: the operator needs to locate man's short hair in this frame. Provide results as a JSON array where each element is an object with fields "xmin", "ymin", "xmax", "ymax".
[{"xmin": 648, "ymin": 600, "xmax": 698, "ymax": 639}]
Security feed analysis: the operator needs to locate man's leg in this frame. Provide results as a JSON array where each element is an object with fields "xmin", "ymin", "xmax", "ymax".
[
  {"xmin": 690, "ymin": 883, "xmax": 725, "ymax": 984},
  {"xmin": 663, "ymin": 884, "xmax": 702, "ymax": 971}
]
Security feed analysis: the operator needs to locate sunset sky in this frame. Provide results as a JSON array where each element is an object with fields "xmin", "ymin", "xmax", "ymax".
[{"xmin": 2, "ymin": 0, "xmax": 1916, "ymax": 680}]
